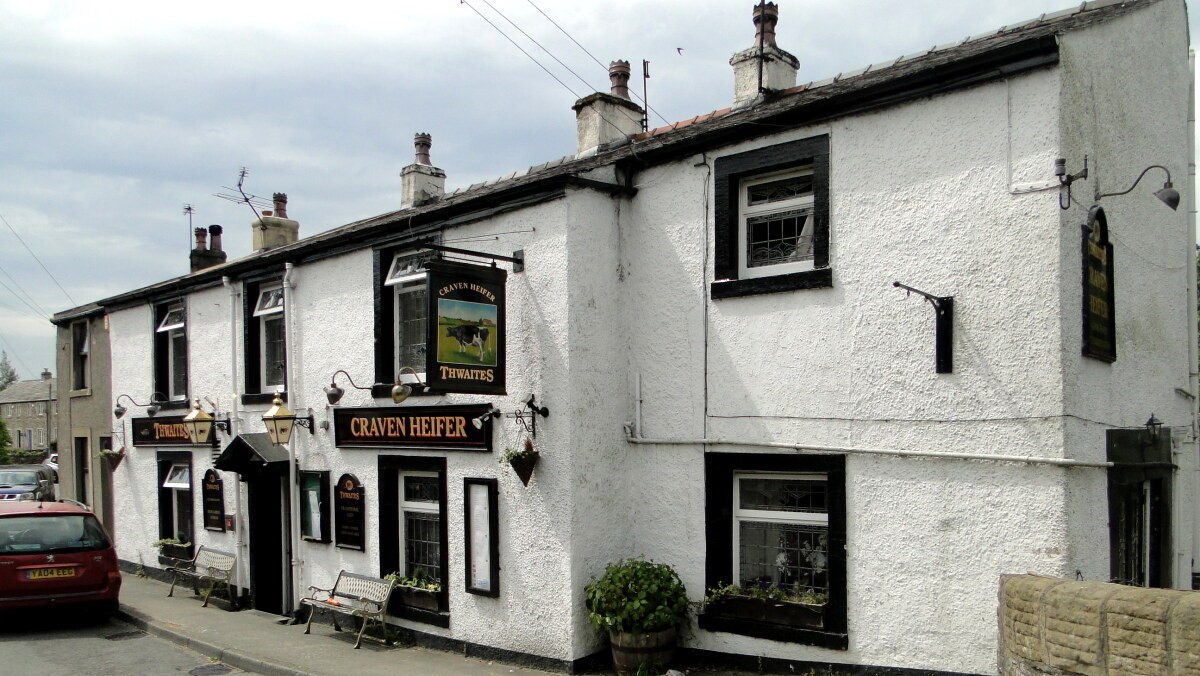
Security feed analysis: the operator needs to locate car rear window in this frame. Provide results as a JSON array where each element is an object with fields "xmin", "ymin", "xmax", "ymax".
[
  {"xmin": 0, "ymin": 471, "xmax": 39, "ymax": 485},
  {"xmin": 0, "ymin": 514, "xmax": 111, "ymax": 554}
]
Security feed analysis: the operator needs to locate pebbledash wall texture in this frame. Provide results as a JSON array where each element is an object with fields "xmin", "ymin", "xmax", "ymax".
[{"xmin": 70, "ymin": 1, "xmax": 1195, "ymax": 674}]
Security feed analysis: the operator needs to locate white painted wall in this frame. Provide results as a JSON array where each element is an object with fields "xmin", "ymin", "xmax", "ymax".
[{"xmin": 104, "ymin": 2, "xmax": 1194, "ymax": 674}]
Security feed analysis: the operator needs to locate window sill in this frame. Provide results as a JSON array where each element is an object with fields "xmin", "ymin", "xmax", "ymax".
[
  {"xmin": 157, "ymin": 400, "xmax": 189, "ymax": 412},
  {"xmin": 698, "ymin": 611, "xmax": 847, "ymax": 650},
  {"xmin": 241, "ymin": 392, "xmax": 287, "ymax": 406},
  {"xmin": 69, "ymin": 388, "xmax": 92, "ymax": 399},
  {"xmin": 710, "ymin": 267, "xmax": 832, "ymax": 299}
]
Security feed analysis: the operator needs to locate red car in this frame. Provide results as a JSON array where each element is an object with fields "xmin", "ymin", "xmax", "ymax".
[{"xmin": 0, "ymin": 500, "xmax": 121, "ymax": 616}]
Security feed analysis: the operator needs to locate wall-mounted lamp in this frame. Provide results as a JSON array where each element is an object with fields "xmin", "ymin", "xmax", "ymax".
[
  {"xmin": 261, "ymin": 394, "xmax": 314, "ymax": 445},
  {"xmin": 1144, "ymin": 413, "xmax": 1163, "ymax": 443},
  {"xmin": 114, "ymin": 393, "xmax": 166, "ymax": 419},
  {"xmin": 1055, "ymin": 156, "xmax": 1089, "ymax": 210},
  {"xmin": 391, "ymin": 367, "xmax": 428, "ymax": 404},
  {"xmin": 512, "ymin": 394, "xmax": 550, "ymax": 438},
  {"xmin": 471, "ymin": 407, "xmax": 502, "ymax": 430},
  {"xmin": 894, "ymin": 282, "xmax": 953, "ymax": 373},
  {"xmin": 324, "ymin": 370, "xmax": 372, "ymax": 406},
  {"xmin": 181, "ymin": 398, "xmax": 231, "ymax": 445},
  {"xmin": 1097, "ymin": 165, "xmax": 1179, "ymax": 211}
]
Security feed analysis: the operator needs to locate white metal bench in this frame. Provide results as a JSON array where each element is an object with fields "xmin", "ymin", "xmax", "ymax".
[
  {"xmin": 301, "ymin": 570, "xmax": 396, "ymax": 649},
  {"xmin": 165, "ymin": 546, "xmax": 237, "ymax": 609}
]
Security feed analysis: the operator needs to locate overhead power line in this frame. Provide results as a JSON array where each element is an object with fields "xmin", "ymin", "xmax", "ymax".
[
  {"xmin": 0, "ymin": 331, "xmax": 35, "ymax": 378},
  {"xmin": 524, "ymin": 0, "xmax": 671, "ymax": 127},
  {"xmin": 0, "ymin": 261, "xmax": 49, "ymax": 318},
  {"xmin": 0, "ymin": 210, "xmax": 76, "ymax": 307}
]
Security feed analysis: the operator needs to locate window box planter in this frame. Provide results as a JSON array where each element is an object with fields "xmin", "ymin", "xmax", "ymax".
[
  {"xmin": 155, "ymin": 541, "xmax": 194, "ymax": 565},
  {"xmin": 704, "ymin": 594, "xmax": 824, "ymax": 630},
  {"xmin": 389, "ymin": 585, "xmax": 440, "ymax": 613}
]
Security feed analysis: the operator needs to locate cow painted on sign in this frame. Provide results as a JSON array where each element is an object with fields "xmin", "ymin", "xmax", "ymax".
[{"xmin": 446, "ymin": 325, "xmax": 489, "ymax": 361}]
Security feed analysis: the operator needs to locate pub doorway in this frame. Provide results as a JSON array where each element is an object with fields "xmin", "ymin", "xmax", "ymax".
[{"xmin": 1106, "ymin": 426, "xmax": 1174, "ymax": 587}]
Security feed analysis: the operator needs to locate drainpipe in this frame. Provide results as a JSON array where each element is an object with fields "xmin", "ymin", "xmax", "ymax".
[
  {"xmin": 1186, "ymin": 49, "xmax": 1198, "ymax": 588},
  {"xmin": 223, "ymin": 276, "xmax": 246, "ymax": 601},
  {"xmin": 282, "ymin": 263, "xmax": 302, "ymax": 618}
]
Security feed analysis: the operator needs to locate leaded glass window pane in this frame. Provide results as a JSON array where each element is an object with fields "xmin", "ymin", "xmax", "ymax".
[
  {"xmin": 404, "ymin": 511, "xmax": 441, "ymax": 581},
  {"xmin": 263, "ymin": 315, "xmax": 286, "ymax": 387},
  {"xmin": 396, "ymin": 285, "xmax": 427, "ymax": 372},
  {"xmin": 747, "ymin": 207, "xmax": 814, "ymax": 268},
  {"xmin": 747, "ymin": 174, "xmax": 813, "ymax": 206},
  {"xmin": 404, "ymin": 475, "xmax": 440, "ymax": 503},
  {"xmin": 739, "ymin": 477, "xmax": 827, "ymax": 513},
  {"xmin": 738, "ymin": 521, "xmax": 828, "ymax": 598}
]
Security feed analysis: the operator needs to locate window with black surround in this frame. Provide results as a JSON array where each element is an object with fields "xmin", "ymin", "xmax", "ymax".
[
  {"xmin": 373, "ymin": 249, "xmax": 435, "ymax": 395},
  {"xmin": 157, "ymin": 451, "xmax": 194, "ymax": 556},
  {"xmin": 299, "ymin": 471, "xmax": 330, "ymax": 543},
  {"xmin": 154, "ymin": 301, "xmax": 189, "ymax": 403},
  {"xmin": 70, "ymin": 320, "xmax": 89, "ymax": 391},
  {"xmin": 700, "ymin": 453, "xmax": 846, "ymax": 649},
  {"xmin": 379, "ymin": 455, "xmax": 448, "ymax": 626},
  {"xmin": 712, "ymin": 134, "xmax": 831, "ymax": 299},
  {"xmin": 242, "ymin": 278, "xmax": 286, "ymax": 403}
]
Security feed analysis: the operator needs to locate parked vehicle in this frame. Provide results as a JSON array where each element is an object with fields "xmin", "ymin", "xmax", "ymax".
[
  {"xmin": 0, "ymin": 465, "xmax": 56, "ymax": 501},
  {"xmin": 0, "ymin": 500, "xmax": 121, "ymax": 616},
  {"xmin": 43, "ymin": 454, "xmax": 58, "ymax": 483}
]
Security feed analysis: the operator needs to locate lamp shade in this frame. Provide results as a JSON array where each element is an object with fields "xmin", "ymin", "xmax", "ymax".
[
  {"xmin": 182, "ymin": 399, "xmax": 214, "ymax": 445},
  {"xmin": 262, "ymin": 395, "xmax": 297, "ymax": 445},
  {"xmin": 1154, "ymin": 184, "xmax": 1180, "ymax": 210}
]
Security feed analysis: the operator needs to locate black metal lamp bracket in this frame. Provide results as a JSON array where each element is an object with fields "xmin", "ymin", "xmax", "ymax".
[
  {"xmin": 294, "ymin": 413, "xmax": 316, "ymax": 435},
  {"xmin": 1056, "ymin": 156, "xmax": 1088, "ymax": 210},
  {"xmin": 510, "ymin": 394, "xmax": 549, "ymax": 438},
  {"xmin": 894, "ymin": 281, "xmax": 954, "ymax": 373}
]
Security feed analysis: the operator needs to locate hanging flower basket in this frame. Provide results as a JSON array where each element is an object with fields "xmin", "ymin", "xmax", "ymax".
[
  {"xmin": 100, "ymin": 447, "xmax": 126, "ymax": 469},
  {"xmin": 501, "ymin": 438, "xmax": 539, "ymax": 486}
]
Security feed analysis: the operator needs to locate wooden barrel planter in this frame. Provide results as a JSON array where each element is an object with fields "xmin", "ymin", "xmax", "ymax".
[{"xmin": 609, "ymin": 627, "xmax": 676, "ymax": 674}]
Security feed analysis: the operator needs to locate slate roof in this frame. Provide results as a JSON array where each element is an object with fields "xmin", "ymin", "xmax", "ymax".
[
  {"xmin": 0, "ymin": 378, "xmax": 56, "ymax": 404},
  {"xmin": 51, "ymin": 0, "xmax": 1159, "ymax": 320}
]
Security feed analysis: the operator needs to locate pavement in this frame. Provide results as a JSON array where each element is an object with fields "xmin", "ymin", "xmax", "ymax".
[{"xmin": 115, "ymin": 573, "xmax": 557, "ymax": 676}]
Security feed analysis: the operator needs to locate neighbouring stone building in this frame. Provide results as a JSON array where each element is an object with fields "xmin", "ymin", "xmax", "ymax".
[
  {"xmin": 0, "ymin": 369, "xmax": 56, "ymax": 455},
  {"xmin": 51, "ymin": 1, "xmax": 1196, "ymax": 674}
]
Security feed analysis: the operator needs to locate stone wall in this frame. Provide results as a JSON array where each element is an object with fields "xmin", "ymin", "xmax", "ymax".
[{"xmin": 998, "ymin": 574, "xmax": 1200, "ymax": 675}]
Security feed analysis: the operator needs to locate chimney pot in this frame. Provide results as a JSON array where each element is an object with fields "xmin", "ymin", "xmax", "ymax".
[
  {"xmin": 194, "ymin": 227, "xmax": 208, "ymax": 251},
  {"xmin": 609, "ymin": 60, "xmax": 631, "ymax": 100},
  {"xmin": 41, "ymin": 368, "xmax": 51, "ymax": 380},
  {"xmin": 272, "ymin": 193, "xmax": 288, "ymax": 219},
  {"xmin": 753, "ymin": 2, "xmax": 780, "ymax": 47},
  {"xmin": 414, "ymin": 133, "xmax": 432, "ymax": 165},
  {"xmin": 208, "ymin": 224, "xmax": 224, "ymax": 253},
  {"xmin": 262, "ymin": 210, "xmax": 273, "ymax": 217}
]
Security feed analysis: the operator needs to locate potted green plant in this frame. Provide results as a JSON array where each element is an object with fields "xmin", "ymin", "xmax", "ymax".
[
  {"xmin": 585, "ymin": 557, "xmax": 689, "ymax": 674},
  {"xmin": 500, "ymin": 438, "xmax": 539, "ymax": 486},
  {"xmin": 703, "ymin": 581, "xmax": 826, "ymax": 629},
  {"xmin": 385, "ymin": 569, "xmax": 442, "ymax": 613}
]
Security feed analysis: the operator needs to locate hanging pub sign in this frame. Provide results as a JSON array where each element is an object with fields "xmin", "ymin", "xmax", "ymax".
[
  {"xmin": 131, "ymin": 415, "xmax": 214, "ymax": 446},
  {"xmin": 425, "ymin": 260, "xmax": 507, "ymax": 395},
  {"xmin": 334, "ymin": 473, "xmax": 366, "ymax": 551},
  {"xmin": 202, "ymin": 469, "xmax": 226, "ymax": 532},
  {"xmin": 333, "ymin": 404, "xmax": 494, "ymax": 452},
  {"xmin": 1082, "ymin": 206, "xmax": 1117, "ymax": 362}
]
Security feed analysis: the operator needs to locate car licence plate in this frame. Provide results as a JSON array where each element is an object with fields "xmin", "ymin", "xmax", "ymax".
[{"xmin": 26, "ymin": 567, "xmax": 75, "ymax": 580}]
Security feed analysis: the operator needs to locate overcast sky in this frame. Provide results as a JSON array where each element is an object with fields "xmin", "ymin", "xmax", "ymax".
[{"xmin": 0, "ymin": 0, "xmax": 1194, "ymax": 381}]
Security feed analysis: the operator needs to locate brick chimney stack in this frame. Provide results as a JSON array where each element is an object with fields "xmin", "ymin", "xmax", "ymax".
[
  {"xmin": 730, "ymin": 2, "xmax": 799, "ymax": 109},
  {"xmin": 253, "ymin": 192, "xmax": 300, "ymax": 250},
  {"xmin": 572, "ymin": 60, "xmax": 644, "ymax": 158},
  {"xmin": 401, "ymin": 133, "xmax": 447, "ymax": 208},
  {"xmin": 191, "ymin": 224, "xmax": 228, "ymax": 272}
]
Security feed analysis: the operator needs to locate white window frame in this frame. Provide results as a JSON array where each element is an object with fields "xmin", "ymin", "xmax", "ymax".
[
  {"xmin": 162, "ymin": 463, "xmax": 191, "ymax": 490},
  {"xmin": 253, "ymin": 285, "xmax": 286, "ymax": 391},
  {"xmin": 737, "ymin": 167, "xmax": 816, "ymax": 280},
  {"xmin": 156, "ymin": 303, "xmax": 189, "ymax": 401},
  {"xmin": 385, "ymin": 255, "xmax": 428, "ymax": 383},
  {"xmin": 399, "ymin": 471, "xmax": 441, "ymax": 581},
  {"xmin": 72, "ymin": 321, "xmax": 89, "ymax": 390},
  {"xmin": 732, "ymin": 472, "xmax": 828, "ymax": 589}
]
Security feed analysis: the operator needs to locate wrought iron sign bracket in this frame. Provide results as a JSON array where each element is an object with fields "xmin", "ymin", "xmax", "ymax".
[
  {"xmin": 295, "ymin": 413, "xmax": 316, "ymax": 435},
  {"xmin": 418, "ymin": 239, "xmax": 525, "ymax": 273},
  {"xmin": 893, "ymin": 281, "xmax": 953, "ymax": 373},
  {"xmin": 510, "ymin": 394, "xmax": 550, "ymax": 438}
]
